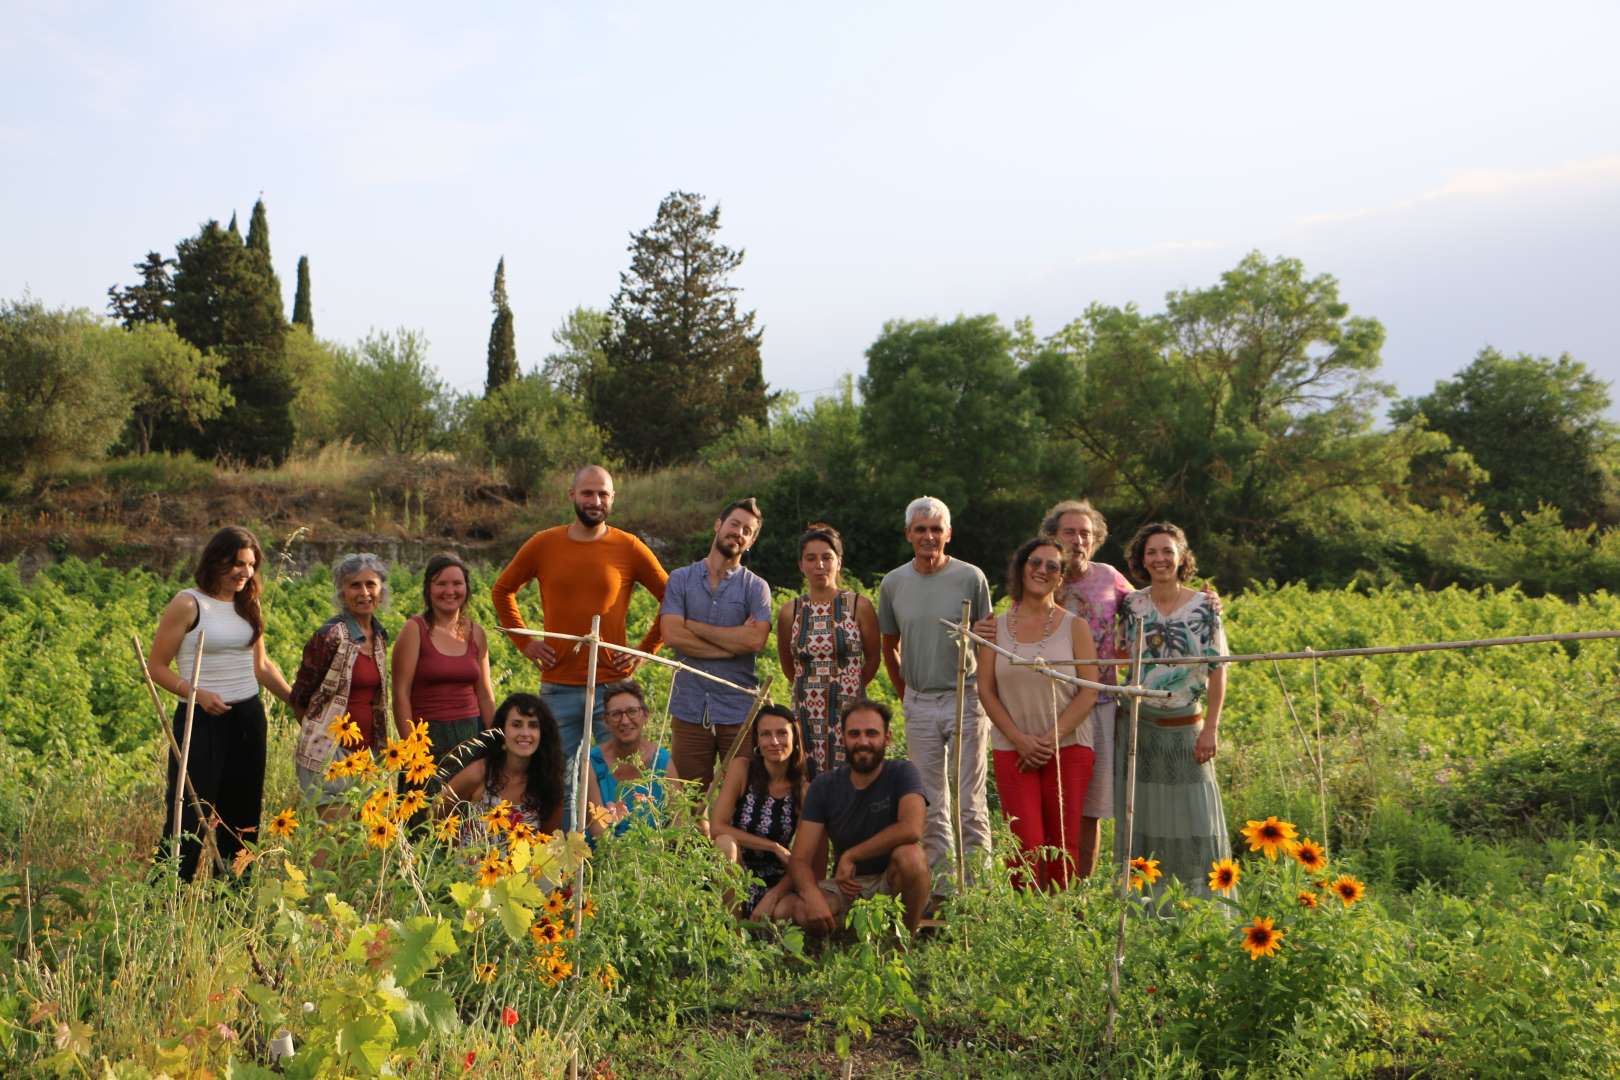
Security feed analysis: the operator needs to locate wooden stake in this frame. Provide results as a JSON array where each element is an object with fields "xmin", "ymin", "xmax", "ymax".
[
  {"xmin": 172, "ymin": 630, "xmax": 205, "ymax": 879},
  {"xmin": 1104, "ymin": 621, "xmax": 1145, "ymax": 1056},
  {"xmin": 572, "ymin": 616, "xmax": 601, "ymax": 939},
  {"xmin": 951, "ymin": 597, "xmax": 971, "ymax": 896},
  {"xmin": 131, "ymin": 637, "xmax": 227, "ymax": 876}
]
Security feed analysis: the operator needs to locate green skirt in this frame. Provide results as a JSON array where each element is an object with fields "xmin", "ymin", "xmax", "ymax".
[{"xmin": 1113, "ymin": 713, "xmax": 1230, "ymax": 899}]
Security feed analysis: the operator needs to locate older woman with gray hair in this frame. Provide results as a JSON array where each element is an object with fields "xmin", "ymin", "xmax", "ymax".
[{"xmin": 290, "ymin": 552, "xmax": 393, "ymax": 813}]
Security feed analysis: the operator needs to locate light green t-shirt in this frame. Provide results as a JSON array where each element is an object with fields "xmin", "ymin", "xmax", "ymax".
[{"xmin": 877, "ymin": 558, "xmax": 992, "ymax": 693}]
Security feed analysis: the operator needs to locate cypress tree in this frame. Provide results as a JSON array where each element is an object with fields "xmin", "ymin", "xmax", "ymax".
[
  {"xmin": 292, "ymin": 255, "xmax": 313, "ymax": 331},
  {"xmin": 244, "ymin": 197, "xmax": 284, "ymax": 313},
  {"xmin": 227, "ymin": 211, "xmax": 240, "ymax": 239},
  {"xmin": 484, "ymin": 257, "xmax": 518, "ymax": 395}
]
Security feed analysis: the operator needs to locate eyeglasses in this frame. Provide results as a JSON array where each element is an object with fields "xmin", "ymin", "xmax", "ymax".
[
  {"xmin": 605, "ymin": 706, "xmax": 646, "ymax": 722},
  {"xmin": 1028, "ymin": 558, "xmax": 1064, "ymax": 573}
]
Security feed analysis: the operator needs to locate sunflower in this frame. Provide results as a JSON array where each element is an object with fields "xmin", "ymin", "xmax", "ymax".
[
  {"xmin": 1128, "ymin": 856, "xmax": 1162, "ymax": 892},
  {"xmin": 545, "ymin": 890, "xmax": 567, "ymax": 917},
  {"xmin": 476, "ymin": 850, "xmax": 508, "ymax": 887},
  {"xmin": 472, "ymin": 962, "xmax": 498, "ymax": 984},
  {"xmin": 1207, "ymin": 858, "xmax": 1241, "ymax": 893},
  {"xmin": 1330, "ymin": 874, "xmax": 1366, "ymax": 908},
  {"xmin": 1296, "ymin": 890, "xmax": 1320, "ymax": 909},
  {"xmin": 394, "ymin": 789, "xmax": 428, "ymax": 821},
  {"xmin": 1240, "ymin": 816, "xmax": 1300, "ymax": 861},
  {"xmin": 1292, "ymin": 837, "xmax": 1328, "ymax": 874},
  {"xmin": 366, "ymin": 819, "xmax": 399, "ymax": 849},
  {"xmin": 531, "ymin": 920, "xmax": 564, "ymax": 945},
  {"xmin": 404, "ymin": 756, "xmax": 436, "ymax": 786},
  {"xmin": 435, "ymin": 814, "xmax": 462, "ymax": 843},
  {"xmin": 267, "ymin": 808, "xmax": 299, "ymax": 838},
  {"xmin": 1241, "ymin": 916, "xmax": 1285, "ymax": 960}
]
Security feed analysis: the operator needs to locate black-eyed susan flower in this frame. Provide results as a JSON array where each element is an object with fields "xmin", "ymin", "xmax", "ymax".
[
  {"xmin": 366, "ymin": 819, "xmax": 398, "ymax": 849},
  {"xmin": 404, "ymin": 756, "xmax": 436, "ymax": 786},
  {"xmin": 1240, "ymin": 816, "xmax": 1300, "ymax": 861},
  {"xmin": 268, "ymin": 808, "xmax": 299, "ymax": 838},
  {"xmin": 1129, "ymin": 856, "xmax": 1162, "ymax": 892},
  {"xmin": 381, "ymin": 740, "xmax": 410, "ymax": 771},
  {"xmin": 1330, "ymin": 874, "xmax": 1366, "ymax": 908},
  {"xmin": 595, "ymin": 963, "xmax": 618, "ymax": 991},
  {"xmin": 547, "ymin": 954, "xmax": 574, "ymax": 981},
  {"xmin": 507, "ymin": 822, "xmax": 537, "ymax": 845},
  {"xmin": 361, "ymin": 790, "xmax": 395, "ymax": 827},
  {"xmin": 1241, "ymin": 916, "xmax": 1284, "ymax": 960},
  {"xmin": 544, "ymin": 890, "xmax": 567, "ymax": 918},
  {"xmin": 476, "ymin": 850, "xmax": 508, "ymax": 887},
  {"xmin": 473, "ymin": 962, "xmax": 498, "ymax": 984},
  {"xmin": 324, "ymin": 757, "xmax": 351, "ymax": 782},
  {"xmin": 1296, "ymin": 890, "xmax": 1319, "ymax": 909},
  {"xmin": 394, "ymin": 789, "xmax": 428, "ymax": 821},
  {"xmin": 436, "ymin": 814, "xmax": 462, "ymax": 843},
  {"xmin": 483, "ymin": 800, "xmax": 514, "ymax": 835},
  {"xmin": 579, "ymin": 897, "xmax": 597, "ymax": 919},
  {"xmin": 1292, "ymin": 837, "xmax": 1328, "ymax": 874},
  {"xmin": 531, "ymin": 920, "xmax": 563, "ymax": 945},
  {"xmin": 1208, "ymin": 858, "xmax": 1241, "ymax": 894}
]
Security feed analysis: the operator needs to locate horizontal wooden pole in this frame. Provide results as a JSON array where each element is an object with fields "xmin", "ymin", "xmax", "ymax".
[
  {"xmin": 1015, "ymin": 628, "xmax": 1620, "ymax": 667},
  {"xmin": 940, "ymin": 618, "xmax": 1173, "ymax": 699},
  {"xmin": 500, "ymin": 626, "xmax": 761, "ymax": 695}
]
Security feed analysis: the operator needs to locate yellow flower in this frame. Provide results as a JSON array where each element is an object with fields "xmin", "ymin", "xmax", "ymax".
[
  {"xmin": 472, "ymin": 962, "xmax": 498, "ymax": 984},
  {"xmin": 547, "ymin": 954, "xmax": 574, "ymax": 981},
  {"xmin": 1292, "ymin": 837, "xmax": 1328, "ymax": 874},
  {"xmin": 324, "ymin": 756, "xmax": 351, "ymax": 782},
  {"xmin": 530, "ymin": 920, "xmax": 563, "ymax": 946},
  {"xmin": 1297, "ymin": 890, "xmax": 1320, "ymax": 909},
  {"xmin": 476, "ymin": 850, "xmax": 508, "ymax": 887},
  {"xmin": 394, "ymin": 789, "xmax": 428, "ymax": 821},
  {"xmin": 381, "ymin": 740, "xmax": 410, "ymax": 771},
  {"xmin": 348, "ymin": 752, "xmax": 378, "ymax": 780},
  {"xmin": 1240, "ymin": 816, "xmax": 1300, "ymax": 861},
  {"xmin": 435, "ymin": 814, "xmax": 462, "ymax": 843},
  {"xmin": 404, "ymin": 755, "xmax": 436, "ymax": 786},
  {"xmin": 580, "ymin": 897, "xmax": 597, "ymax": 919},
  {"xmin": 1207, "ymin": 858, "xmax": 1241, "ymax": 894},
  {"xmin": 1330, "ymin": 874, "xmax": 1366, "ymax": 908},
  {"xmin": 483, "ymin": 800, "xmax": 514, "ymax": 835},
  {"xmin": 507, "ymin": 821, "xmax": 537, "ymax": 845},
  {"xmin": 328, "ymin": 713, "xmax": 364, "ymax": 749},
  {"xmin": 1128, "ymin": 856, "xmax": 1162, "ymax": 892},
  {"xmin": 267, "ymin": 808, "xmax": 299, "ymax": 838},
  {"xmin": 361, "ymin": 790, "xmax": 395, "ymax": 827},
  {"xmin": 595, "ymin": 963, "xmax": 618, "ymax": 991},
  {"xmin": 366, "ymin": 819, "xmax": 398, "ymax": 849},
  {"xmin": 1241, "ymin": 916, "xmax": 1285, "ymax": 960},
  {"xmin": 544, "ymin": 890, "xmax": 567, "ymax": 918}
]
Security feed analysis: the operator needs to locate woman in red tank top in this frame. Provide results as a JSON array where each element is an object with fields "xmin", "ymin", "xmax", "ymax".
[{"xmin": 392, "ymin": 553, "xmax": 497, "ymax": 763}]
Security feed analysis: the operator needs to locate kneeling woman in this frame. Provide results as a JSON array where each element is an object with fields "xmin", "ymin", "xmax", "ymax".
[
  {"xmin": 586, "ymin": 680, "xmax": 679, "ymax": 838},
  {"xmin": 443, "ymin": 692, "xmax": 566, "ymax": 837},
  {"xmin": 709, "ymin": 705, "xmax": 810, "ymax": 918},
  {"xmin": 977, "ymin": 538, "xmax": 1099, "ymax": 890},
  {"xmin": 290, "ymin": 553, "xmax": 392, "ymax": 815}
]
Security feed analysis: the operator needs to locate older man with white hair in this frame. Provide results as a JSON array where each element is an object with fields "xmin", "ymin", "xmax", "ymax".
[{"xmin": 877, "ymin": 496, "xmax": 993, "ymax": 891}]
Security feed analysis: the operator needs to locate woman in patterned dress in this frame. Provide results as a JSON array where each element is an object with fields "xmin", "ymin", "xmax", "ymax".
[
  {"xmin": 710, "ymin": 705, "xmax": 810, "ymax": 918},
  {"xmin": 775, "ymin": 524, "xmax": 880, "ymax": 776},
  {"xmin": 1115, "ymin": 522, "xmax": 1231, "ymax": 898}
]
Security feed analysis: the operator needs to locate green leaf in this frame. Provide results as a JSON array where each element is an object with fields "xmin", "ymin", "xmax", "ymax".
[
  {"xmin": 335, "ymin": 1011, "xmax": 395, "ymax": 1078},
  {"xmin": 393, "ymin": 915, "xmax": 458, "ymax": 986}
]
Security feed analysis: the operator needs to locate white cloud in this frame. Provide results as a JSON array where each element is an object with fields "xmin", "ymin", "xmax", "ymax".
[{"xmin": 1298, "ymin": 154, "xmax": 1620, "ymax": 226}]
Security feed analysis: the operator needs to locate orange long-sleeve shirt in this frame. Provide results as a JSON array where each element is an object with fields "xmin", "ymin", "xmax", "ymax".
[{"xmin": 491, "ymin": 526, "xmax": 669, "ymax": 685}]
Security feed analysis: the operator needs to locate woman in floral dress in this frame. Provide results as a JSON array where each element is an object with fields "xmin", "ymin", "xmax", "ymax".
[
  {"xmin": 775, "ymin": 524, "xmax": 880, "ymax": 776},
  {"xmin": 1116, "ymin": 521, "xmax": 1231, "ymax": 898}
]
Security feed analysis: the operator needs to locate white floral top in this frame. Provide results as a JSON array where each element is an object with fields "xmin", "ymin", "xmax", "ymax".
[{"xmin": 1119, "ymin": 591, "xmax": 1227, "ymax": 719}]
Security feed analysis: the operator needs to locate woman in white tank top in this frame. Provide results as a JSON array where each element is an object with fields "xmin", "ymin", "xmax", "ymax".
[{"xmin": 147, "ymin": 526, "xmax": 292, "ymax": 881}]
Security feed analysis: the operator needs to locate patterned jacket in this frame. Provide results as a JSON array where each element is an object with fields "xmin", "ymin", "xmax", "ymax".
[{"xmin": 291, "ymin": 613, "xmax": 391, "ymax": 773}]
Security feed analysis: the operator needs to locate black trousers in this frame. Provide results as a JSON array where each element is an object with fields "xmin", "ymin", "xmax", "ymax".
[{"xmin": 155, "ymin": 696, "xmax": 267, "ymax": 881}]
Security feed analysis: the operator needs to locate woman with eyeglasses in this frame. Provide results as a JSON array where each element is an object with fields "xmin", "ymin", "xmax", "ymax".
[
  {"xmin": 775, "ymin": 523, "xmax": 880, "ymax": 776},
  {"xmin": 709, "ymin": 704, "xmax": 810, "ymax": 918},
  {"xmin": 585, "ymin": 680, "xmax": 680, "ymax": 837},
  {"xmin": 976, "ymin": 537, "xmax": 1099, "ymax": 890}
]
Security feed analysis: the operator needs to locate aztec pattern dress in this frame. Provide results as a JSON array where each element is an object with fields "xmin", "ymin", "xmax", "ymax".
[{"xmin": 789, "ymin": 592, "xmax": 864, "ymax": 775}]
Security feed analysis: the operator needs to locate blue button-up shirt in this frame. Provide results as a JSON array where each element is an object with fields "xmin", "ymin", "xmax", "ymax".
[{"xmin": 661, "ymin": 560, "xmax": 772, "ymax": 726}]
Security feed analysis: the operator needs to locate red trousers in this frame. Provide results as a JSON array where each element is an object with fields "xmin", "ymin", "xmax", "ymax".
[{"xmin": 993, "ymin": 744, "xmax": 1094, "ymax": 890}]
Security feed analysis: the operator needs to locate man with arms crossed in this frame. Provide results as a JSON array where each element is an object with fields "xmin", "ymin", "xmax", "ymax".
[
  {"xmin": 492, "ymin": 465, "xmax": 668, "ymax": 827},
  {"xmin": 659, "ymin": 497, "xmax": 772, "ymax": 794},
  {"xmin": 879, "ymin": 495, "xmax": 993, "ymax": 890},
  {"xmin": 786, "ymin": 698, "xmax": 932, "ymax": 935}
]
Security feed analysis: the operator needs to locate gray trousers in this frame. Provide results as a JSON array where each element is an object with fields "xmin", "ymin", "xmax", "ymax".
[{"xmin": 903, "ymin": 685, "xmax": 992, "ymax": 888}]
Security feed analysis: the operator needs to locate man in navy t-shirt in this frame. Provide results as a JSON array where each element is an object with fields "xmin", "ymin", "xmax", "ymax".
[{"xmin": 786, "ymin": 698, "xmax": 932, "ymax": 934}]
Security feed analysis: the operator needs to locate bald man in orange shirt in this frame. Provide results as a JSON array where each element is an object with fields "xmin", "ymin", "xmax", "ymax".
[{"xmin": 492, "ymin": 465, "xmax": 668, "ymax": 827}]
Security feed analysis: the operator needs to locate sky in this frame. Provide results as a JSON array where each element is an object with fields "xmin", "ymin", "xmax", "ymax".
[{"xmin": 4, "ymin": 0, "xmax": 1618, "ymax": 415}]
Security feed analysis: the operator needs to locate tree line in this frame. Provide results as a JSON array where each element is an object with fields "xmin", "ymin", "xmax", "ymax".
[{"xmin": 1, "ymin": 191, "xmax": 1616, "ymax": 594}]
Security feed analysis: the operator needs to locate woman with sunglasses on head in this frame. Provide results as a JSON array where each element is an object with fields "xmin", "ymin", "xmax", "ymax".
[
  {"xmin": 710, "ymin": 704, "xmax": 811, "ymax": 919},
  {"xmin": 147, "ymin": 526, "xmax": 292, "ymax": 880},
  {"xmin": 977, "ymin": 537, "xmax": 1099, "ymax": 891}
]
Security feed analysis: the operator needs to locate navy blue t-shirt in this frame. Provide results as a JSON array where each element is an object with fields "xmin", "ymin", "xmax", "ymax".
[{"xmin": 801, "ymin": 759, "xmax": 927, "ymax": 876}]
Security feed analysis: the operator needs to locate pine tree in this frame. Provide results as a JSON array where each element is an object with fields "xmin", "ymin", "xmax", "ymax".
[
  {"xmin": 484, "ymin": 256, "xmax": 518, "ymax": 396},
  {"xmin": 292, "ymin": 255, "xmax": 313, "ymax": 331},
  {"xmin": 169, "ymin": 219, "xmax": 293, "ymax": 463},
  {"xmin": 107, "ymin": 252, "xmax": 176, "ymax": 328},
  {"xmin": 591, "ymin": 191, "xmax": 769, "ymax": 466}
]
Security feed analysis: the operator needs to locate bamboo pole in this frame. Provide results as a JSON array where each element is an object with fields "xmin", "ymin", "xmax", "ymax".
[
  {"xmin": 131, "ymin": 637, "xmax": 228, "ymax": 876},
  {"xmin": 715, "ymin": 683, "xmax": 775, "ymax": 797},
  {"xmin": 572, "ymin": 615, "xmax": 601, "ymax": 940},
  {"xmin": 944, "ymin": 619, "xmax": 1172, "ymax": 699},
  {"xmin": 172, "ymin": 631, "xmax": 205, "ymax": 879},
  {"xmin": 1104, "ymin": 621, "xmax": 1145, "ymax": 1056},
  {"xmin": 951, "ymin": 598, "xmax": 971, "ymax": 896},
  {"xmin": 1058, "ymin": 628, "xmax": 1620, "ymax": 667}
]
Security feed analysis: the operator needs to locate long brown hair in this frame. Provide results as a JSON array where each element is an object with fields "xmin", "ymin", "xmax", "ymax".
[
  {"xmin": 746, "ymin": 704, "xmax": 806, "ymax": 796},
  {"xmin": 194, "ymin": 526, "xmax": 265, "ymax": 644}
]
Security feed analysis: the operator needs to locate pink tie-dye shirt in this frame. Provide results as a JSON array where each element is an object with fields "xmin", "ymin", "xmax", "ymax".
[{"xmin": 1058, "ymin": 561, "xmax": 1134, "ymax": 698}]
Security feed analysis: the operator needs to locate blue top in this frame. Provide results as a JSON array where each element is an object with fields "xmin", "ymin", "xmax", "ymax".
[
  {"xmin": 589, "ymin": 744, "xmax": 671, "ymax": 836},
  {"xmin": 661, "ymin": 560, "xmax": 772, "ymax": 726}
]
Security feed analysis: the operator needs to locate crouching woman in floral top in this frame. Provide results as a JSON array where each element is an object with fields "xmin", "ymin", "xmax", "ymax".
[{"xmin": 710, "ymin": 705, "xmax": 811, "ymax": 918}]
